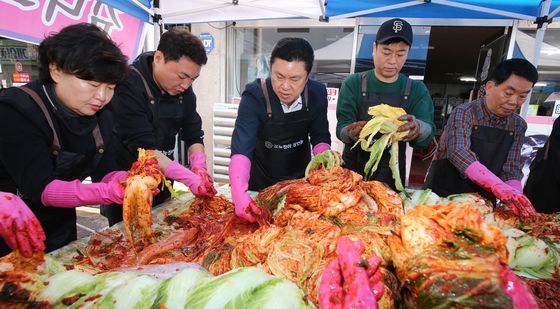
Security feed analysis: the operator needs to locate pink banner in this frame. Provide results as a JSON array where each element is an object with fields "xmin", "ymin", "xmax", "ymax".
[{"xmin": 0, "ymin": 0, "xmax": 146, "ymax": 61}]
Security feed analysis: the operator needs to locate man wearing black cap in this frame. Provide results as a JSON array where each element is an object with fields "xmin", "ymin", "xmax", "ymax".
[{"xmin": 336, "ymin": 18, "xmax": 435, "ymax": 190}]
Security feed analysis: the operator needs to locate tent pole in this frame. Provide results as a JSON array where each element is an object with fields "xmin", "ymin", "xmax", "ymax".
[
  {"xmin": 432, "ymin": 0, "xmax": 535, "ymax": 20},
  {"xmin": 331, "ymin": 1, "xmax": 421, "ymax": 20},
  {"xmin": 549, "ymin": 6, "xmax": 560, "ymax": 19},
  {"xmin": 520, "ymin": 0, "xmax": 551, "ymax": 118},
  {"xmin": 153, "ymin": 0, "xmax": 162, "ymax": 46}
]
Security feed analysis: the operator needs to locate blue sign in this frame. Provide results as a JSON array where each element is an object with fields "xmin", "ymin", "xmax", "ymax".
[{"xmin": 199, "ymin": 32, "xmax": 214, "ymax": 55}]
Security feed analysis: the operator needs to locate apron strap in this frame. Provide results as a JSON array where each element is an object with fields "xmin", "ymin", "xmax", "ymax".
[
  {"xmin": 404, "ymin": 77, "xmax": 412, "ymax": 101},
  {"xmin": 260, "ymin": 78, "xmax": 273, "ymax": 118},
  {"xmin": 361, "ymin": 71, "xmax": 367, "ymax": 97},
  {"xmin": 18, "ymin": 86, "xmax": 61, "ymax": 155},
  {"xmin": 303, "ymin": 84, "xmax": 309, "ymax": 111},
  {"xmin": 130, "ymin": 66, "xmax": 155, "ymax": 105},
  {"xmin": 92, "ymin": 125, "xmax": 105, "ymax": 153}
]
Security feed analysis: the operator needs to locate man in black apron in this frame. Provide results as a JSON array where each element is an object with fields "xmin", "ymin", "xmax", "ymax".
[
  {"xmin": 0, "ymin": 24, "xmax": 129, "ymax": 255},
  {"xmin": 425, "ymin": 59, "xmax": 538, "ymax": 217},
  {"xmin": 105, "ymin": 28, "xmax": 216, "ymax": 225},
  {"xmin": 337, "ymin": 18, "xmax": 435, "ymax": 190},
  {"xmin": 229, "ymin": 38, "xmax": 331, "ymax": 222}
]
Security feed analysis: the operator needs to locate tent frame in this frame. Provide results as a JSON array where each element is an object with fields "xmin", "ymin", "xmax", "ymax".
[{"xmin": 140, "ymin": 0, "xmax": 558, "ymax": 117}]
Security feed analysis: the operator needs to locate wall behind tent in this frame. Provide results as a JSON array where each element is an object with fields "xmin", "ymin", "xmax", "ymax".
[
  {"xmin": 228, "ymin": 26, "xmax": 355, "ymax": 100},
  {"xmin": 513, "ymin": 23, "xmax": 560, "ymax": 117},
  {"xmin": 226, "ymin": 26, "xmax": 357, "ymax": 154}
]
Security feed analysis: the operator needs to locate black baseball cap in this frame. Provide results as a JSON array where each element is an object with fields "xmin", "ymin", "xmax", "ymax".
[{"xmin": 376, "ymin": 18, "xmax": 413, "ymax": 46}]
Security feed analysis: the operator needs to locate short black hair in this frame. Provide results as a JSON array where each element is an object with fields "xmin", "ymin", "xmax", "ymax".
[
  {"xmin": 270, "ymin": 38, "xmax": 314, "ymax": 74},
  {"xmin": 489, "ymin": 58, "xmax": 538, "ymax": 86},
  {"xmin": 157, "ymin": 28, "xmax": 207, "ymax": 66},
  {"xmin": 38, "ymin": 23, "xmax": 128, "ymax": 85}
]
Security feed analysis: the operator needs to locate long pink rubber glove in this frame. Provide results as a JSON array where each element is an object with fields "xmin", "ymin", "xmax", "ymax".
[
  {"xmin": 41, "ymin": 171, "xmax": 128, "ymax": 208},
  {"xmin": 499, "ymin": 265, "xmax": 539, "ymax": 309},
  {"xmin": 0, "ymin": 192, "xmax": 46, "ymax": 257},
  {"xmin": 229, "ymin": 154, "xmax": 261, "ymax": 223},
  {"xmin": 313, "ymin": 143, "xmax": 331, "ymax": 156},
  {"xmin": 319, "ymin": 237, "xmax": 383, "ymax": 309},
  {"xmin": 505, "ymin": 179, "xmax": 522, "ymax": 192},
  {"xmin": 338, "ymin": 237, "xmax": 379, "ymax": 309},
  {"xmin": 189, "ymin": 151, "xmax": 207, "ymax": 170},
  {"xmin": 319, "ymin": 256, "xmax": 344, "ymax": 309},
  {"xmin": 164, "ymin": 161, "xmax": 216, "ymax": 198},
  {"xmin": 464, "ymin": 161, "xmax": 536, "ymax": 217}
]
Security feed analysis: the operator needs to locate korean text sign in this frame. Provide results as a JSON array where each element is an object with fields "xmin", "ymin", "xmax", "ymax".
[{"xmin": 0, "ymin": 0, "xmax": 146, "ymax": 60}]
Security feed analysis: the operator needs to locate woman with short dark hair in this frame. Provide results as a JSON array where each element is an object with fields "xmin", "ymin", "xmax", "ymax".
[{"xmin": 0, "ymin": 23, "xmax": 129, "ymax": 255}]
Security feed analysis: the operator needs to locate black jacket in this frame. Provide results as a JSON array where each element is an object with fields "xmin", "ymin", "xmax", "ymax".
[
  {"xmin": 111, "ymin": 52, "xmax": 204, "ymax": 168},
  {"xmin": 0, "ymin": 80, "xmax": 119, "ymax": 253}
]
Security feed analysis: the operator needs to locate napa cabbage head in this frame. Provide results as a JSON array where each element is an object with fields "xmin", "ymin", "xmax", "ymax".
[
  {"xmin": 225, "ymin": 278, "xmax": 313, "ymax": 309},
  {"xmin": 504, "ymin": 228, "xmax": 558, "ymax": 279}
]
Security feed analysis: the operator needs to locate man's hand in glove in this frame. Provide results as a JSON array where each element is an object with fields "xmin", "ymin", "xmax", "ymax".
[
  {"xmin": 192, "ymin": 167, "xmax": 217, "ymax": 197},
  {"xmin": 348, "ymin": 121, "xmax": 368, "ymax": 140},
  {"xmin": 397, "ymin": 114, "xmax": 419, "ymax": 142}
]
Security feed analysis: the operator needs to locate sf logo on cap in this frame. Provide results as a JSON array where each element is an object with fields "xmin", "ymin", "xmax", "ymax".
[{"xmin": 393, "ymin": 20, "xmax": 403, "ymax": 33}]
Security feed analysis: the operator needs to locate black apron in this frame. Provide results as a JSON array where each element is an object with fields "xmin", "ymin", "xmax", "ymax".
[
  {"xmin": 0, "ymin": 87, "xmax": 105, "ymax": 255},
  {"xmin": 106, "ymin": 66, "xmax": 177, "ymax": 225},
  {"xmin": 425, "ymin": 125, "xmax": 514, "ymax": 204},
  {"xmin": 524, "ymin": 123, "xmax": 560, "ymax": 214},
  {"xmin": 115, "ymin": 66, "xmax": 183, "ymax": 167},
  {"xmin": 342, "ymin": 72, "xmax": 411, "ymax": 190},
  {"xmin": 248, "ymin": 78, "xmax": 311, "ymax": 191}
]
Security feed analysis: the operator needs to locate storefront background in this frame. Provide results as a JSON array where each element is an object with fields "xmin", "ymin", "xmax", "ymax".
[{"xmin": 0, "ymin": 39, "xmax": 39, "ymax": 89}]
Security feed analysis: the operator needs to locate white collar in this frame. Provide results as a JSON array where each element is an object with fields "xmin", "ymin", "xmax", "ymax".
[{"xmin": 280, "ymin": 95, "xmax": 303, "ymax": 113}]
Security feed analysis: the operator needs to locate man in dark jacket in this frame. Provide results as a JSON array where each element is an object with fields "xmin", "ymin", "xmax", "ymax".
[
  {"xmin": 229, "ymin": 38, "xmax": 331, "ymax": 223},
  {"xmin": 104, "ymin": 28, "xmax": 215, "ymax": 225}
]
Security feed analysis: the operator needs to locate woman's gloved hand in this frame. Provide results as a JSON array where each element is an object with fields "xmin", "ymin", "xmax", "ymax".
[
  {"xmin": 41, "ymin": 174, "xmax": 127, "ymax": 208},
  {"xmin": 0, "ymin": 192, "xmax": 46, "ymax": 257}
]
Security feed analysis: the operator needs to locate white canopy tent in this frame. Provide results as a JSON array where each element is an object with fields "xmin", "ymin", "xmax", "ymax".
[{"xmin": 103, "ymin": 0, "xmax": 560, "ymax": 116}]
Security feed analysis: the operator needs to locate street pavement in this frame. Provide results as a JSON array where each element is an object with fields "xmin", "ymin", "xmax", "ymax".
[{"xmin": 76, "ymin": 206, "xmax": 109, "ymax": 239}]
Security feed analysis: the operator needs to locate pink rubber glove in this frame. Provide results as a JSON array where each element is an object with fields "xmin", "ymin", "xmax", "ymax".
[
  {"xmin": 505, "ymin": 179, "xmax": 522, "ymax": 192},
  {"xmin": 499, "ymin": 265, "xmax": 539, "ymax": 309},
  {"xmin": 164, "ymin": 161, "xmax": 216, "ymax": 198},
  {"xmin": 313, "ymin": 143, "xmax": 331, "ymax": 156},
  {"xmin": 319, "ymin": 237, "xmax": 381, "ymax": 309},
  {"xmin": 0, "ymin": 192, "xmax": 46, "ymax": 257},
  {"xmin": 337, "ymin": 237, "xmax": 379, "ymax": 309},
  {"xmin": 189, "ymin": 151, "xmax": 207, "ymax": 170},
  {"xmin": 464, "ymin": 161, "xmax": 536, "ymax": 217},
  {"xmin": 41, "ymin": 172, "xmax": 127, "ymax": 208},
  {"xmin": 229, "ymin": 154, "xmax": 261, "ymax": 223},
  {"xmin": 365, "ymin": 256, "xmax": 385, "ymax": 301},
  {"xmin": 319, "ymin": 257, "xmax": 344, "ymax": 309}
]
